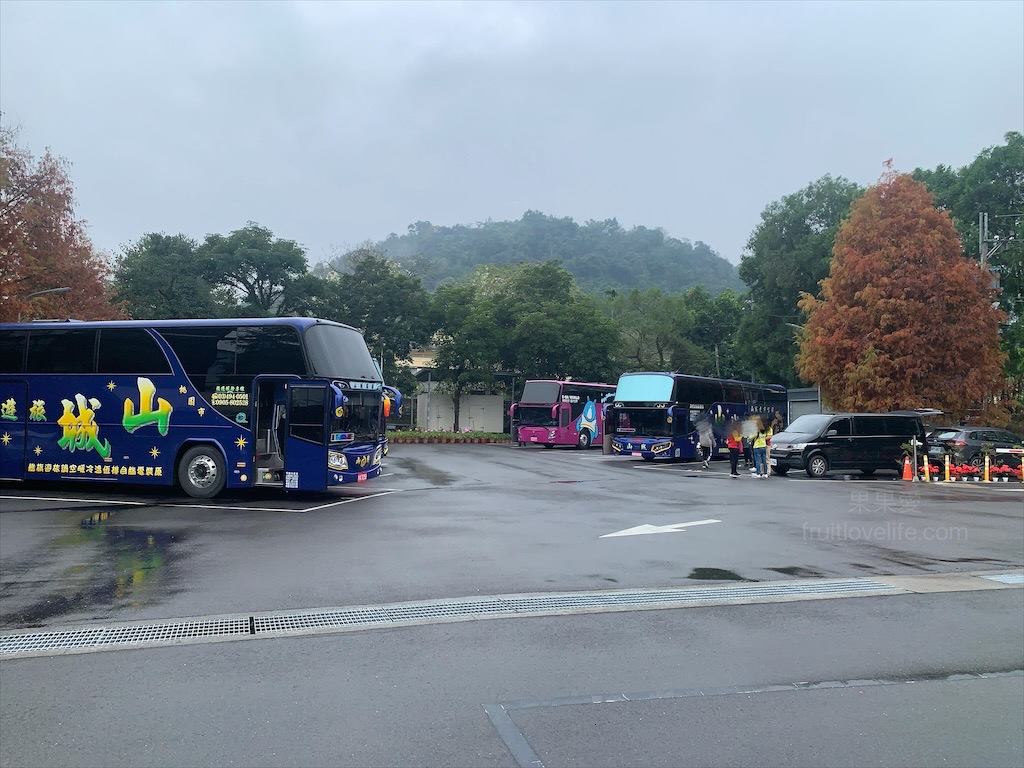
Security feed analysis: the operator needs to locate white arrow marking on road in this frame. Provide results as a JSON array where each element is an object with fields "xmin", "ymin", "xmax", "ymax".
[{"xmin": 600, "ymin": 519, "xmax": 722, "ymax": 538}]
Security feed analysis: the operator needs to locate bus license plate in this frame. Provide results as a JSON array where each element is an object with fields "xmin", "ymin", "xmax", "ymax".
[
  {"xmin": 531, "ymin": 437, "xmax": 538, "ymax": 442},
  {"xmin": 358, "ymin": 472, "xmax": 368, "ymax": 482},
  {"xmin": 631, "ymin": 451, "xmax": 642, "ymax": 457},
  {"xmin": 769, "ymin": 458, "xmax": 777, "ymax": 466}
]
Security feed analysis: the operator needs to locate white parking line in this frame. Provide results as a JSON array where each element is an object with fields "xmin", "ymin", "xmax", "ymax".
[
  {"xmin": 300, "ymin": 490, "xmax": 398, "ymax": 512},
  {"xmin": 1, "ymin": 488, "xmax": 402, "ymax": 513}
]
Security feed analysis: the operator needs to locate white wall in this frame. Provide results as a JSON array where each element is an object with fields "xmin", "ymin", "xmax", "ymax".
[{"xmin": 415, "ymin": 392, "xmax": 505, "ymax": 433}]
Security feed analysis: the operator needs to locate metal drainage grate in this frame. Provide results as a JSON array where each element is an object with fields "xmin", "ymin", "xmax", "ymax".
[
  {"xmin": 981, "ymin": 573, "xmax": 1024, "ymax": 585},
  {"xmin": 1, "ymin": 578, "xmax": 901, "ymax": 658},
  {"xmin": 1, "ymin": 618, "xmax": 250, "ymax": 656}
]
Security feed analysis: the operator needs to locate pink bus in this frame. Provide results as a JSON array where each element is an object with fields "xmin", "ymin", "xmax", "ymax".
[{"xmin": 510, "ymin": 380, "xmax": 616, "ymax": 449}]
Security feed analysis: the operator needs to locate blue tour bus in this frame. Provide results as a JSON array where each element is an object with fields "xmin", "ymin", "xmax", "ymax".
[
  {"xmin": 609, "ymin": 372, "xmax": 788, "ymax": 461},
  {"xmin": 0, "ymin": 317, "xmax": 389, "ymax": 498}
]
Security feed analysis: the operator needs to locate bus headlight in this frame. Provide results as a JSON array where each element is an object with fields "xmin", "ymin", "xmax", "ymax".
[
  {"xmin": 612, "ymin": 440, "xmax": 624, "ymax": 452},
  {"xmin": 374, "ymin": 446, "xmax": 383, "ymax": 464},
  {"xmin": 328, "ymin": 451, "xmax": 348, "ymax": 470},
  {"xmin": 651, "ymin": 441, "xmax": 673, "ymax": 454},
  {"xmin": 548, "ymin": 430, "xmax": 557, "ymax": 440}
]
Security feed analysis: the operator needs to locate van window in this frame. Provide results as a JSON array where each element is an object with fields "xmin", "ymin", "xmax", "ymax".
[
  {"xmin": 853, "ymin": 416, "xmax": 883, "ymax": 435},
  {"xmin": 829, "ymin": 417, "xmax": 852, "ymax": 436}
]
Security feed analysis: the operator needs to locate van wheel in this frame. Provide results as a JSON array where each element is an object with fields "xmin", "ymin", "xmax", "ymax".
[
  {"xmin": 178, "ymin": 445, "xmax": 226, "ymax": 499},
  {"xmin": 806, "ymin": 454, "xmax": 829, "ymax": 478},
  {"xmin": 969, "ymin": 455, "xmax": 983, "ymax": 469},
  {"xmin": 577, "ymin": 430, "xmax": 592, "ymax": 449}
]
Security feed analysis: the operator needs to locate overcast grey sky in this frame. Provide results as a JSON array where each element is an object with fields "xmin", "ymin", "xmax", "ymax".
[{"xmin": 2, "ymin": 0, "xmax": 1022, "ymax": 266}]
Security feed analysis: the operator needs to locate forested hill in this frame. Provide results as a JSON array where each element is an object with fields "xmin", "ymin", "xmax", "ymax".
[{"xmin": 378, "ymin": 211, "xmax": 743, "ymax": 295}]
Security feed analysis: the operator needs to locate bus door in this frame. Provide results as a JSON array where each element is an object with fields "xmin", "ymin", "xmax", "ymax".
[
  {"xmin": 0, "ymin": 380, "xmax": 27, "ymax": 480},
  {"xmin": 282, "ymin": 382, "xmax": 331, "ymax": 491},
  {"xmin": 252, "ymin": 375, "xmax": 299, "ymax": 488}
]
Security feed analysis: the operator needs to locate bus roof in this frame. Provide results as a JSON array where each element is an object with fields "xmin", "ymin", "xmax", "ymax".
[
  {"xmin": 0, "ymin": 317, "xmax": 364, "ymax": 333},
  {"xmin": 523, "ymin": 379, "xmax": 616, "ymax": 388},
  {"xmin": 618, "ymin": 371, "xmax": 786, "ymax": 393}
]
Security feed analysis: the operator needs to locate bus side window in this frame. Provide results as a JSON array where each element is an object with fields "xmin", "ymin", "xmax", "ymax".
[
  {"xmin": 98, "ymin": 329, "xmax": 171, "ymax": 374},
  {"xmin": 27, "ymin": 329, "xmax": 97, "ymax": 374},
  {"xmin": 0, "ymin": 330, "xmax": 27, "ymax": 374}
]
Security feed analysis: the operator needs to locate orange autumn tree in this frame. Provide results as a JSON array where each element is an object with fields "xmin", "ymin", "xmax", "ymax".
[
  {"xmin": 1, "ymin": 125, "xmax": 124, "ymax": 322},
  {"xmin": 796, "ymin": 169, "xmax": 1006, "ymax": 421}
]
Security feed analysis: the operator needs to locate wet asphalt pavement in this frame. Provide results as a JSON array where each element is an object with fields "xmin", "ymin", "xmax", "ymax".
[{"xmin": 1, "ymin": 444, "xmax": 1022, "ymax": 767}]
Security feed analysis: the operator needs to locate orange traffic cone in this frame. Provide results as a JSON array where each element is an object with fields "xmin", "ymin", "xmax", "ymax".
[{"xmin": 902, "ymin": 455, "xmax": 913, "ymax": 481}]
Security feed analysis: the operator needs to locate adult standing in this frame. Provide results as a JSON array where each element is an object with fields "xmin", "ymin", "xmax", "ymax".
[
  {"xmin": 695, "ymin": 414, "xmax": 714, "ymax": 469},
  {"xmin": 726, "ymin": 419, "xmax": 743, "ymax": 477},
  {"xmin": 752, "ymin": 417, "xmax": 773, "ymax": 478}
]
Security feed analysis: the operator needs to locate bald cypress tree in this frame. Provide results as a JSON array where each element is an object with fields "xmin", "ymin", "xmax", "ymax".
[{"xmin": 797, "ymin": 168, "xmax": 1006, "ymax": 421}]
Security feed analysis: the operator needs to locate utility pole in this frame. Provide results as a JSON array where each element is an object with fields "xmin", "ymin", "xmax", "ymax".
[{"xmin": 979, "ymin": 211, "xmax": 1021, "ymax": 293}]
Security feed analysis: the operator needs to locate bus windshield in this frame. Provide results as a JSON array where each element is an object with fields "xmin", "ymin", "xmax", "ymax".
[
  {"xmin": 611, "ymin": 408, "xmax": 674, "ymax": 436},
  {"xmin": 305, "ymin": 324, "xmax": 381, "ymax": 382},
  {"xmin": 516, "ymin": 405, "xmax": 558, "ymax": 427},
  {"xmin": 333, "ymin": 390, "xmax": 383, "ymax": 440},
  {"xmin": 615, "ymin": 373, "xmax": 673, "ymax": 402}
]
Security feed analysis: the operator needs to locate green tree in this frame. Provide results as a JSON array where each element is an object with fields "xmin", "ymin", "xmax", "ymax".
[
  {"xmin": 112, "ymin": 233, "xmax": 228, "ymax": 319},
  {"xmin": 737, "ymin": 175, "xmax": 863, "ymax": 386},
  {"xmin": 494, "ymin": 261, "xmax": 619, "ymax": 383},
  {"xmin": 601, "ymin": 288, "xmax": 694, "ymax": 371},
  {"xmin": 680, "ymin": 288, "xmax": 747, "ymax": 379},
  {"xmin": 797, "ymin": 171, "xmax": 1006, "ymax": 420},
  {"xmin": 430, "ymin": 280, "xmax": 503, "ymax": 431},
  {"xmin": 1, "ymin": 125, "xmax": 123, "ymax": 321},
  {"xmin": 199, "ymin": 223, "xmax": 308, "ymax": 315},
  {"xmin": 321, "ymin": 246, "xmax": 432, "ymax": 396}
]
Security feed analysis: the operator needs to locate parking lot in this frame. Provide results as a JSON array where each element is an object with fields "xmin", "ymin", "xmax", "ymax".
[{"xmin": 2, "ymin": 443, "xmax": 1022, "ymax": 767}]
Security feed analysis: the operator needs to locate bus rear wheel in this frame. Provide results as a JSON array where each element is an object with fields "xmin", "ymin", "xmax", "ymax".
[
  {"xmin": 577, "ymin": 430, "xmax": 592, "ymax": 449},
  {"xmin": 178, "ymin": 445, "xmax": 226, "ymax": 499}
]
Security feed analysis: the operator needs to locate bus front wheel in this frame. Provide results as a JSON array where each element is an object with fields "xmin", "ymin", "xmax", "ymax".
[
  {"xmin": 178, "ymin": 445, "xmax": 226, "ymax": 499},
  {"xmin": 577, "ymin": 430, "xmax": 592, "ymax": 449}
]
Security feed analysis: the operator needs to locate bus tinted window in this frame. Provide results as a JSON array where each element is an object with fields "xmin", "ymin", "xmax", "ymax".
[
  {"xmin": 290, "ymin": 387, "xmax": 326, "ymax": 443},
  {"xmin": 161, "ymin": 326, "xmax": 237, "ymax": 388},
  {"xmin": 0, "ymin": 330, "xmax": 27, "ymax": 373},
  {"xmin": 236, "ymin": 326, "xmax": 306, "ymax": 375},
  {"xmin": 304, "ymin": 324, "xmax": 381, "ymax": 381},
  {"xmin": 27, "ymin": 329, "xmax": 96, "ymax": 374},
  {"xmin": 98, "ymin": 329, "xmax": 171, "ymax": 374},
  {"xmin": 616, "ymin": 374, "xmax": 673, "ymax": 402},
  {"xmin": 521, "ymin": 381, "xmax": 561, "ymax": 404}
]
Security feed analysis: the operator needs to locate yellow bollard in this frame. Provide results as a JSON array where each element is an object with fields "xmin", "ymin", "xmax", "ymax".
[
  {"xmin": 944, "ymin": 454, "xmax": 951, "ymax": 482},
  {"xmin": 984, "ymin": 455, "xmax": 990, "ymax": 482},
  {"xmin": 923, "ymin": 457, "xmax": 930, "ymax": 483}
]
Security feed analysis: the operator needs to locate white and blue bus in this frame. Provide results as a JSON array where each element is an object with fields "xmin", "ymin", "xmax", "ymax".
[
  {"xmin": 608, "ymin": 372, "xmax": 787, "ymax": 462},
  {"xmin": 0, "ymin": 317, "xmax": 389, "ymax": 498}
]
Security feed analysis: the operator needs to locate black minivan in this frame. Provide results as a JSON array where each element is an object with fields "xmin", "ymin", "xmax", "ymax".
[{"xmin": 769, "ymin": 413, "xmax": 927, "ymax": 478}]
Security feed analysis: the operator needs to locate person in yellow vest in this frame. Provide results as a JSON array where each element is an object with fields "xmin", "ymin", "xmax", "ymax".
[{"xmin": 752, "ymin": 417, "xmax": 773, "ymax": 478}]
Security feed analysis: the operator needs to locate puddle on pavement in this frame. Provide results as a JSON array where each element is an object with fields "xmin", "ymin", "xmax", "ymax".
[
  {"xmin": 0, "ymin": 510, "xmax": 183, "ymax": 627},
  {"xmin": 688, "ymin": 567, "xmax": 752, "ymax": 581},
  {"xmin": 391, "ymin": 456, "xmax": 456, "ymax": 486},
  {"xmin": 768, "ymin": 566, "xmax": 826, "ymax": 578}
]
